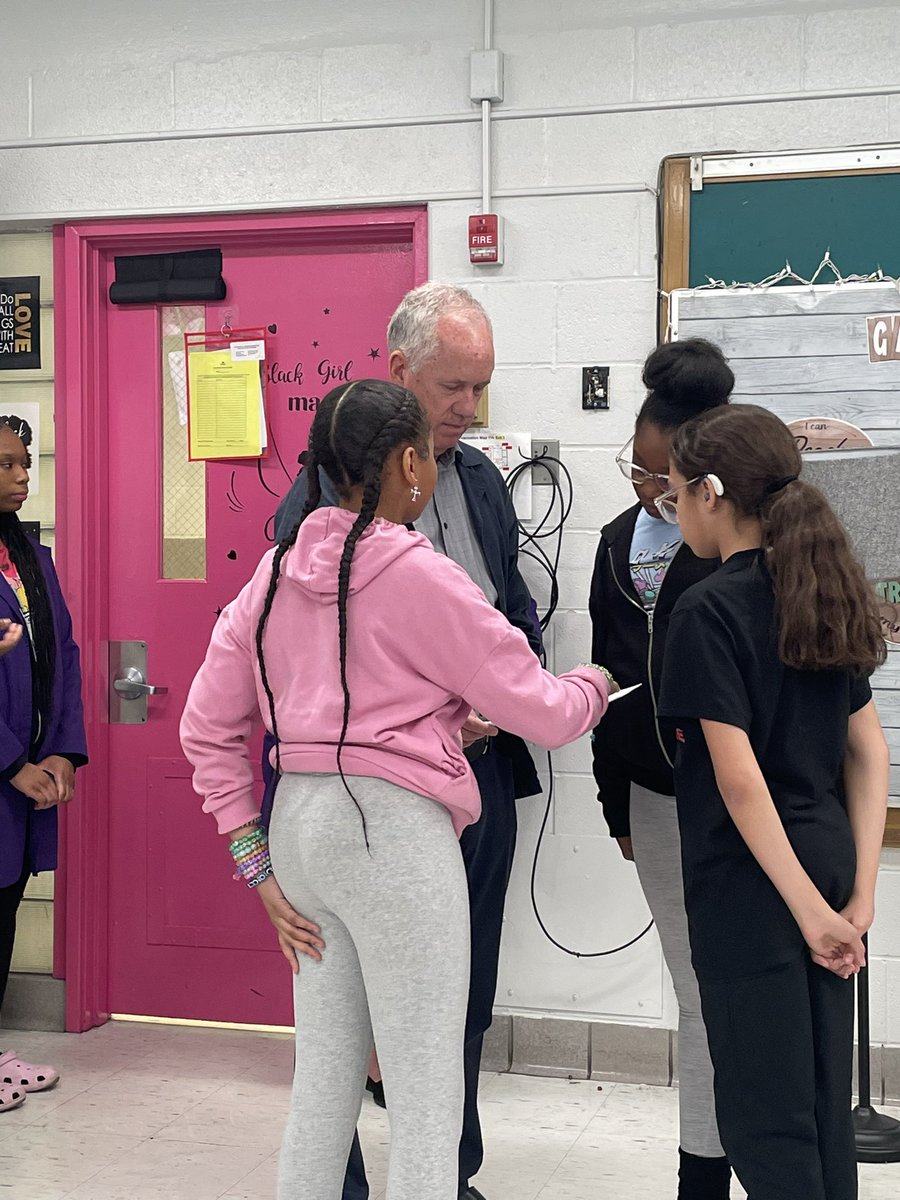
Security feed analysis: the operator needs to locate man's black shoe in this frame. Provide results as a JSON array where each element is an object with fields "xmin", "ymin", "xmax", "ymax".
[
  {"xmin": 364, "ymin": 1077, "xmax": 386, "ymax": 1109},
  {"xmin": 459, "ymin": 1189, "xmax": 488, "ymax": 1200}
]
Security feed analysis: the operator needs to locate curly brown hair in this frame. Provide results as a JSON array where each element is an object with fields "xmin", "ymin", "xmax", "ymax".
[{"xmin": 670, "ymin": 404, "xmax": 886, "ymax": 674}]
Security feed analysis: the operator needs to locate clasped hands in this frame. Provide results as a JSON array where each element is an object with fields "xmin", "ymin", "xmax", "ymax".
[
  {"xmin": 0, "ymin": 623, "xmax": 74, "ymax": 810},
  {"xmin": 11, "ymin": 756, "xmax": 76, "ymax": 810},
  {"xmin": 804, "ymin": 894, "xmax": 872, "ymax": 980}
]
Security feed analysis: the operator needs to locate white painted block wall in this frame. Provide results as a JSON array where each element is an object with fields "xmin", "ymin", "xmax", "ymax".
[{"xmin": 2, "ymin": 0, "xmax": 899, "ymax": 1038}]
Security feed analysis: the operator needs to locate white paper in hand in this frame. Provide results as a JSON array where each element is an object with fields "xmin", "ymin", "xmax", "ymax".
[{"xmin": 607, "ymin": 683, "xmax": 643, "ymax": 703}]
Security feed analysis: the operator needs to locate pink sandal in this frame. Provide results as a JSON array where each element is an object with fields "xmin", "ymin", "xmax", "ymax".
[
  {"xmin": 0, "ymin": 1082, "xmax": 26, "ymax": 1112},
  {"xmin": 0, "ymin": 1050, "xmax": 59, "ymax": 1093}
]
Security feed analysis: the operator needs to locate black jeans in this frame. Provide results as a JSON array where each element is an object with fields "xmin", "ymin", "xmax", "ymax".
[
  {"xmin": 0, "ymin": 855, "xmax": 30, "ymax": 1014},
  {"xmin": 699, "ymin": 955, "xmax": 856, "ymax": 1200},
  {"xmin": 342, "ymin": 744, "xmax": 518, "ymax": 1198}
]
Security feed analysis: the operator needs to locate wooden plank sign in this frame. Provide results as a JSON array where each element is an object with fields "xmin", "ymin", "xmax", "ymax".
[
  {"xmin": 867, "ymin": 313, "xmax": 900, "ymax": 362},
  {"xmin": 786, "ymin": 417, "xmax": 873, "ymax": 452}
]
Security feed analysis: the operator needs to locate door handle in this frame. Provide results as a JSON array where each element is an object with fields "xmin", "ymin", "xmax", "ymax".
[{"xmin": 113, "ymin": 667, "xmax": 169, "ymax": 701}]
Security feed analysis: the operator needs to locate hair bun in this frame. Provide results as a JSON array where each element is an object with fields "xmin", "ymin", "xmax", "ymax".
[{"xmin": 642, "ymin": 338, "xmax": 735, "ymax": 417}]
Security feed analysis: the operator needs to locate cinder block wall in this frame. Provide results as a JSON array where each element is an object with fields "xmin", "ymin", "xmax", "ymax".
[{"xmin": 3, "ymin": 2, "xmax": 899, "ymax": 1092}]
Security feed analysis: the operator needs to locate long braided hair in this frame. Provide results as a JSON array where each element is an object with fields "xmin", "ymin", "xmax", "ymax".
[
  {"xmin": 0, "ymin": 417, "xmax": 56, "ymax": 747},
  {"xmin": 256, "ymin": 380, "xmax": 431, "ymax": 840}
]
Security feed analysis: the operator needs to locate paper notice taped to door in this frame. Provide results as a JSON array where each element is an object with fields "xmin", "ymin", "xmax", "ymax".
[
  {"xmin": 230, "ymin": 339, "xmax": 266, "ymax": 362},
  {"xmin": 187, "ymin": 350, "xmax": 263, "ymax": 460}
]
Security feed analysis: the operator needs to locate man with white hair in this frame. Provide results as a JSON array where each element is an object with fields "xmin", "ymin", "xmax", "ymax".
[{"xmin": 274, "ymin": 282, "xmax": 542, "ymax": 1200}]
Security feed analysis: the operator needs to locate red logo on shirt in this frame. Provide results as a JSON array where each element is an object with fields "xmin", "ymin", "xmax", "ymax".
[{"xmin": 675, "ymin": 728, "xmax": 686, "ymax": 743}]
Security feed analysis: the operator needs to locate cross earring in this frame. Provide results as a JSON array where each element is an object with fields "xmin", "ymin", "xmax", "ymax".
[{"xmin": 410, "ymin": 486, "xmax": 421, "ymax": 502}]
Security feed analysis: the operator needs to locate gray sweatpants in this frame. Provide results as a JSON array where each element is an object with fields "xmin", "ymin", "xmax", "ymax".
[
  {"xmin": 268, "ymin": 774, "xmax": 470, "ymax": 1200},
  {"xmin": 630, "ymin": 784, "xmax": 724, "ymax": 1159}
]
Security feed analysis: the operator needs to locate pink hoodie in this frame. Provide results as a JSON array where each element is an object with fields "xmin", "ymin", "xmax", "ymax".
[{"xmin": 180, "ymin": 507, "xmax": 610, "ymax": 836}]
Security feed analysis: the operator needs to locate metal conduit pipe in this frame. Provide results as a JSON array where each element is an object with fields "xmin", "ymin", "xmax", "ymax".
[
  {"xmin": 3, "ymin": 85, "xmax": 900, "ymax": 154},
  {"xmin": 482, "ymin": 0, "xmax": 494, "ymax": 215},
  {"xmin": 0, "ymin": 182, "xmax": 657, "ymax": 228}
]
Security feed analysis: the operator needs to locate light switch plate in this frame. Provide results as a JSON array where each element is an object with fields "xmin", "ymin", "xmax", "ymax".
[{"xmin": 531, "ymin": 439, "xmax": 560, "ymax": 487}]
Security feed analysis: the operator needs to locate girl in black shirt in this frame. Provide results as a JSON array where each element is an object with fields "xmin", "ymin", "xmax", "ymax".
[
  {"xmin": 589, "ymin": 339, "xmax": 733, "ymax": 1199},
  {"xmin": 659, "ymin": 404, "xmax": 889, "ymax": 1200}
]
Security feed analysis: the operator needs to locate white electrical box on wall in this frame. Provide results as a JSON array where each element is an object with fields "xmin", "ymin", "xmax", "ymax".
[{"xmin": 469, "ymin": 49, "xmax": 504, "ymax": 102}]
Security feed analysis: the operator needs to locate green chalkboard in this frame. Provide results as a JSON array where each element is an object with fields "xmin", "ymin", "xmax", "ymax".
[{"xmin": 689, "ymin": 174, "xmax": 900, "ymax": 288}]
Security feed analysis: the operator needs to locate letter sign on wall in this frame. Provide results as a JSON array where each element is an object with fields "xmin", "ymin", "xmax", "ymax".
[
  {"xmin": 0, "ymin": 276, "xmax": 40, "ymax": 370},
  {"xmin": 866, "ymin": 313, "xmax": 900, "ymax": 363},
  {"xmin": 0, "ymin": 276, "xmax": 40, "ymax": 369}
]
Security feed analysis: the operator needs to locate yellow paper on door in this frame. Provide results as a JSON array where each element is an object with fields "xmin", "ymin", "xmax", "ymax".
[{"xmin": 187, "ymin": 350, "xmax": 262, "ymax": 460}]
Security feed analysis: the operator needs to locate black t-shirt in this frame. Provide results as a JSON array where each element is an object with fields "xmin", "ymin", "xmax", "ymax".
[{"xmin": 658, "ymin": 549, "xmax": 872, "ymax": 981}]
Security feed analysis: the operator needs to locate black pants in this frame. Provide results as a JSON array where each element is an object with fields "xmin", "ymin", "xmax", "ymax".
[
  {"xmin": 0, "ymin": 857, "xmax": 30, "ymax": 1013},
  {"xmin": 699, "ymin": 955, "xmax": 856, "ymax": 1200},
  {"xmin": 343, "ymin": 744, "xmax": 518, "ymax": 1198}
]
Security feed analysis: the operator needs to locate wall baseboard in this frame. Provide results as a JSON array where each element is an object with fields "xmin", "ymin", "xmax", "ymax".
[
  {"xmin": 485, "ymin": 1014, "xmax": 900, "ymax": 1104},
  {"xmin": 1, "ymin": 973, "xmax": 65, "ymax": 1032},
  {"xmin": 6, "ymin": 985, "xmax": 899, "ymax": 1105}
]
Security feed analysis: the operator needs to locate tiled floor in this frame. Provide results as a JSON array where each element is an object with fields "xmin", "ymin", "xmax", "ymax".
[{"xmin": 0, "ymin": 1022, "xmax": 898, "ymax": 1198}]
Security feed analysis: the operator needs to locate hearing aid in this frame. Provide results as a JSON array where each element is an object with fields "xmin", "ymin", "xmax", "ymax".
[{"xmin": 703, "ymin": 473, "xmax": 725, "ymax": 499}]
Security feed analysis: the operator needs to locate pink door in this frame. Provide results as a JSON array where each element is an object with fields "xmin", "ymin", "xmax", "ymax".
[{"xmin": 55, "ymin": 209, "xmax": 426, "ymax": 1029}]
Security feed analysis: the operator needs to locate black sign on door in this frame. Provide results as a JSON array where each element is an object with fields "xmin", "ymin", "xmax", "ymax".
[{"xmin": 0, "ymin": 277, "xmax": 41, "ymax": 370}]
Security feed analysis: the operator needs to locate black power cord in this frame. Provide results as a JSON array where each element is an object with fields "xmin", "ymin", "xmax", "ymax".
[{"xmin": 505, "ymin": 449, "xmax": 654, "ymax": 958}]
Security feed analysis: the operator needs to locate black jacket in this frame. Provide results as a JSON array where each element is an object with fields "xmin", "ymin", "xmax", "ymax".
[
  {"xmin": 271, "ymin": 441, "xmax": 543, "ymax": 802},
  {"xmin": 588, "ymin": 504, "xmax": 718, "ymax": 838}
]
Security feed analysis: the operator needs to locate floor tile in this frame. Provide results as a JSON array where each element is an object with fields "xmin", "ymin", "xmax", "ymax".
[
  {"xmin": 60, "ymin": 1138, "xmax": 270, "ymax": 1200},
  {"xmin": 220, "ymin": 1152, "xmax": 280, "ymax": 1199},
  {"xmin": 0, "ymin": 1021, "xmax": 894, "ymax": 1200},
  {"xmin": 0, "ymin": 1126, "xmax": 141, "ymax": 1192},
  {"xmin": 576, "ymin": 1080, "xmax": 679, "ymax": 1144}
]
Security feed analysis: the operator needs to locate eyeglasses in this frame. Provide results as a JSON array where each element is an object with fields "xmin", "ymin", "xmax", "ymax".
[
  {"xmin": 653, "ymin": 474, "xmax": 724, "ymax": 525},
  {"xmin": 615, "ymin": 438, "xmax": 669, "ymax": 489}
]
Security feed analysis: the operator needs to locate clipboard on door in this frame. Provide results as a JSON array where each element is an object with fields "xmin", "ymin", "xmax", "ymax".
[{"xmin": 184, "ymin": 325, "xmax": 270, "ymax": 461}]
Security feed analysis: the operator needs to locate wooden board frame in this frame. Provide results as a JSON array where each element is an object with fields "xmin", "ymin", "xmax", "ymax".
[
  {"xmin": 658, "ymin": 157, "xmax": 691, "ymax": 341},
  {"xmin": 658, "ymin": 155, "xmax": 900, "ymax": 848}
]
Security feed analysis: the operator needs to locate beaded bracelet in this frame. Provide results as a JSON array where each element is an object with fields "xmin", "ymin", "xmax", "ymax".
[
  {"xmin": 231, "ymin": 834, "xmax": 266, "ymax": 858},
  {"xmin": 233, "ymin": 852, "xmax": 273, "ymax": 887},
  {"xmin": 578, "ymin": 662, "xmax": 616, "ymax": 687},
  {"xmin": 233, "ymin": 851, "xmax": 268, "ymax": 877},
  {"xmin": 247, "ymin": 865, "xmax": 274, "ymax": 888},
  {"xmin": 230, "ymin": 830, "xmax": 264, "ymax": 853},
  {"xmin": 229, "ymin": 824, "xmax": 272, "ymax": 888}
]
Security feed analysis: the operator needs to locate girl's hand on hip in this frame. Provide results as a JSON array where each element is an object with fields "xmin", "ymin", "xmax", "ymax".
[
  {"xmin": 804, "ymin": 908, "xmax": 866, "ymax": 979},
  {"xmin": 36, "ymin": 756, "xmax": 75, "ymax": 804},
  {"xmin": 255, "ymin": 875, "xmax": 325, "ymax": 974},
  {"xmin": 11, "ymin": 762, "xmax": 60, "ymax": 809}
]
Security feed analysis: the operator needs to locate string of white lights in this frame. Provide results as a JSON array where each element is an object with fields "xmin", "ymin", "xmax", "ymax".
[
  {"xmin": 660, "ymin": 250, "xmax": 900, "ymax": 299},
  {"xmin": 660, "ymin": 251, "xmax": 900, "ymax": 340}
]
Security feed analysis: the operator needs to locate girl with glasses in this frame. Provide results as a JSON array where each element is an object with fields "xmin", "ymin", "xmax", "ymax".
[
  {"xmin": 658, "ymin": 404, "xmax": 888, "ymax": 1200},
  {"xmin": 588, "ymin": 338, "xmax": 734, "ymax": 1199}
]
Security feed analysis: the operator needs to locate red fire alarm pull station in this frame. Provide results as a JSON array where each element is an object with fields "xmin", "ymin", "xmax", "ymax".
[{"xmin": 469, "ymin": 214, "xmax": 504, "ymax": 265}]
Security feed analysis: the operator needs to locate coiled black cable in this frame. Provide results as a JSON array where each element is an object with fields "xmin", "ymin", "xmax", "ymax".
[{"xmin": 505, "ymin": 448, "xmax": 654, "ymax": 958}]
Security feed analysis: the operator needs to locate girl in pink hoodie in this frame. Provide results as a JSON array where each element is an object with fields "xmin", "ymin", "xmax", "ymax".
[{"xmin": 180, "ymin": 380, "xmax": 614, "ymax": 1200}]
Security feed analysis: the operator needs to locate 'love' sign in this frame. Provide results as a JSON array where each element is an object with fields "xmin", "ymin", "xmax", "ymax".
[{"xmin": 0, "ymin": 277, "xmax": 41, "ymax": 371}]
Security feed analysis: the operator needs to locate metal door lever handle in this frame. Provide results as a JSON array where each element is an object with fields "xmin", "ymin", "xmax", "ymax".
[{"xmin": 113, "ymin": 667, "xmax": 168, "ymax": 700}]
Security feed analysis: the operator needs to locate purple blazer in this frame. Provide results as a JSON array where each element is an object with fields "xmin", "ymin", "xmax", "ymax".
[{"xmin": 0, "ymin": 540, "xmax": 87, "ymax": 887}]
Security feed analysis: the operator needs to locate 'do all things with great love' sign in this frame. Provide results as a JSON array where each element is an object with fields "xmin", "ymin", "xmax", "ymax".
[{"xmin": 0, "ymin": 276, "xmax": 41, "ymax": 371}]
